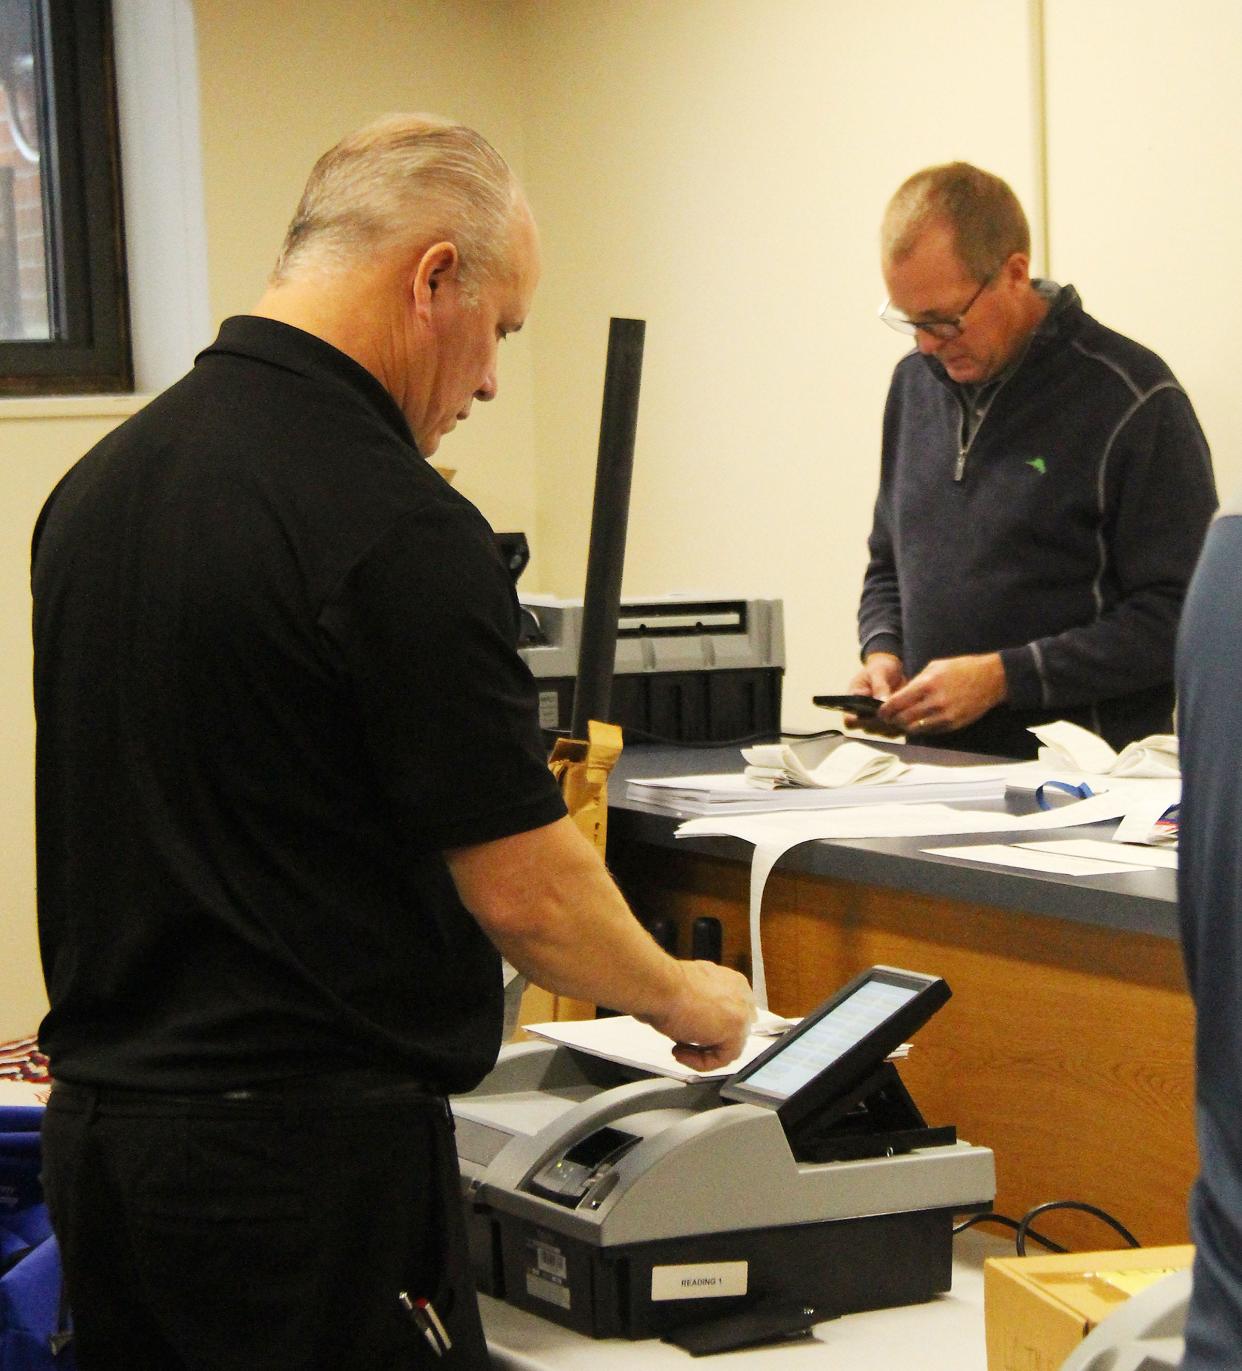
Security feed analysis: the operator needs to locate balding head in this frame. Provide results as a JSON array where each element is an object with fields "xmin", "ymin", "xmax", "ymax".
[{"xmin": 882, "ymin": 162, "xmax": 1030, "ymax": 282}]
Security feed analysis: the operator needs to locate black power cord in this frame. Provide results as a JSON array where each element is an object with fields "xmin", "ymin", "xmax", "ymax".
[
  {"xmin": 953, "ymin": 1210, "xmax": 1068, "ymax": 1254},
  {"xmin": 955, "ymin": 1200, "xmax": 1141, "ymax": 1257}
]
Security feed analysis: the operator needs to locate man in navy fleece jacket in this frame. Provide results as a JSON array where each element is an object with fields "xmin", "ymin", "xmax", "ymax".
[{"xmin": 849, "ymin": 162, "xmax": 1215, "ymax": 759}]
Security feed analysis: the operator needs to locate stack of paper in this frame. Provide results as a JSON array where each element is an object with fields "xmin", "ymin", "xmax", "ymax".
[{"xmin": 628, "ymin": 764, "xmax": 1013, "ymax": 815}]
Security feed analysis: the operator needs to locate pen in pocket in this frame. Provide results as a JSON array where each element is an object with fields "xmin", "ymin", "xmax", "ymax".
[{"xmin": 398, "ymin": 1291, "xmax": 453, "ymax": 1358}]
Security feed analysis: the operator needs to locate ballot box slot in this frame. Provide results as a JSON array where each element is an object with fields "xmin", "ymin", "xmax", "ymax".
[
  {"xmin": 615, "ymin": 601, "xmax": 748, "ymax": 636},
  {"xmin": 527, "ymin": 1125, "xmax": 642, "ymax": 1208}
]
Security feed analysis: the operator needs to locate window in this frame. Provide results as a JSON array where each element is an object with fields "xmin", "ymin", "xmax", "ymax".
[{"xmin": 0, "ymin": 0, "xmax": 131, "ymax": 394}]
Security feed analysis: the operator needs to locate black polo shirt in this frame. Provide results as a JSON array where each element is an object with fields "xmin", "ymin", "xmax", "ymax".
[{"xmin": 32, "ymin": 316, "xmax": 566, "ymax": 1093}]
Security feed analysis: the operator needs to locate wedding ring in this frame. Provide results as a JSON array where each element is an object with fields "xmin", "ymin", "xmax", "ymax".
[{"xmin": 917, "ymin": 717, "xmax": 928, "ymax": 730}]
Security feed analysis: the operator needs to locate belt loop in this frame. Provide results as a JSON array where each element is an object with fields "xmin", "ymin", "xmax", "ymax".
[{"xmin": 50, "ymin": 1079, "xmax": 103, "ymax": 1125}]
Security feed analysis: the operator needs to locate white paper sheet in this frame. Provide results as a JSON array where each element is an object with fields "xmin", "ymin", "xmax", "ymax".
[
  {"xmin": 1030, "ymin": 721, "xmax": 1180, "ymax": 779},
  {"xmin": 521, "ymin": 1013, "xmax": 906, "ymax": 1083},
  {"xmin": 677, "ymin": 790, "xmax": 1139, "ymax": 845},
  {"xmin": 922, "ymin": 843, "xmax": 1146, "ymax": 877},
  {"xmin": 1112, "ymin": 786, "xmax": 1181, "ymax": 846},
  {"xmin": 522, "ymin": 1011, "xmax": 798, "ymax": 1081},
  {"xmin": 1030, "ymin": 720, "xmax": 1121, "ymax": 773},
  {"xmin": 741, "ymin": 738, "xmax": 910, "ymax": 789},
  {"xmin": 1018, "ymin": 839, "xmax": 1178, "ymax": 870}
]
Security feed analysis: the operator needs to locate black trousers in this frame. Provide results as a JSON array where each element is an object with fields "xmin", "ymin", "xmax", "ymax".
[{"xmin": 41, "ymin": 1079, "xmax": 491, "ymax": 1371}]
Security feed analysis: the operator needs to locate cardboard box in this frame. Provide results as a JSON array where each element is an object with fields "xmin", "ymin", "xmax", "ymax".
[{"xmin": 984, "ymin": 1244, "xmax": 1193, "ymax": 1371}]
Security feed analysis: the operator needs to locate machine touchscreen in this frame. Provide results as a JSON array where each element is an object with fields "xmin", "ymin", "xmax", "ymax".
[{"xmin": 719, "ymin": 966, "xmax": 950, "ymax": 1132}]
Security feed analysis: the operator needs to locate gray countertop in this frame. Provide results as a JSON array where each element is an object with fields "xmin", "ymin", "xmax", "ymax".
[{"xmin": 607, "ymin": 742, "xmax": 1179, "ymax": 941}]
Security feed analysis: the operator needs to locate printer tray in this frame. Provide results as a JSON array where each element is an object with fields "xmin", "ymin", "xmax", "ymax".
[
  {"xmin": 534, "ymin": 666, "xmax": 782, "ymax": 743},
  {"xmin": 491, "ymin": 1204, "xmax": 956, "ymax": 1339}
]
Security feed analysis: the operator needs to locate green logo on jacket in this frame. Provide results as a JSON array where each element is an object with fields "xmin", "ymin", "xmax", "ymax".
[{"xmin": 1026, "ymin": 456, "xmax": 1047, "ymax": 475}]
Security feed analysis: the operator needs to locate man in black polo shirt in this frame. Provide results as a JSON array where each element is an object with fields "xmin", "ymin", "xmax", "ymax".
[{"xmin": 32, "ymin": 115, "xmax": 753, "ymax": 1371}]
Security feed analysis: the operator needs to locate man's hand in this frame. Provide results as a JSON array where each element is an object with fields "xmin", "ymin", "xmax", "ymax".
[
  {"xmin": 846, "ymin": 652, "xmax": 907, "ymax": 735},
  {"xmin": 637, "ymin": 960, "xmax": 756, "ymax": 1072},
  {"xmin": 878, "ymin": 652, "xmax": 1008, "ymax": 736}
]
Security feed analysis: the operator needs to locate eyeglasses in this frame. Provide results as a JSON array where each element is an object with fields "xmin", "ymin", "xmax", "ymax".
[{"xmin": 878, "ymin": 274, "xmax": 994, "ymax": 342}]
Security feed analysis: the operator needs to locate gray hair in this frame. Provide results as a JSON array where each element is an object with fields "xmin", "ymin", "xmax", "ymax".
[
  {"xmin": 882, "ymin": 162, "xmax": 1030, "ymax": 282},
  {"xmin": 272, "ymin": 113, "xmax": 522, "ymax": 293}
]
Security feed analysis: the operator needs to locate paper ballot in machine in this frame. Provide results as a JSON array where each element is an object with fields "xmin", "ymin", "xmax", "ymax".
[{"xmin": 452, "ymin": 966, "xmax": 995, "ymax": 1339}]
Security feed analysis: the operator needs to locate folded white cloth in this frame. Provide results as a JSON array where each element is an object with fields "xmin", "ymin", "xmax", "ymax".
[
  {"xmin": 741, "ymin": 737, "xmax": 910, "ymax": 789},
  {"xmin": 1029, "ymin": 720, "xmax": 1180, "ymax": 779}
]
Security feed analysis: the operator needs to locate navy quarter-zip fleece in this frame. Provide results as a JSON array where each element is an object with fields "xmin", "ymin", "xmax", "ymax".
[{"xmin": 858, "ymin": 284, "xmax": 1216, "ymax": 757}]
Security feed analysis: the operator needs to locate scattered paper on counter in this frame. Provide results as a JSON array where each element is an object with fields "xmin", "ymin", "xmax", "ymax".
[
  {"xmin": 1030, "ymin": 720, "xmax": 1180, "ymax": 779},
  {"xmin": 1020, "ymin": 838, "xmax": 1177, "ymax": 870},
  {"xmin": 922, "ymin": 843, "xmax": 1147, "ymax": 877},
  {"xmin": 1113, "ymin": 789, "xmax": 1181, "ymax": 847},
  {"xmin": 675, "ymin": 789, "xmax": 1169, "ymax": 1011}
]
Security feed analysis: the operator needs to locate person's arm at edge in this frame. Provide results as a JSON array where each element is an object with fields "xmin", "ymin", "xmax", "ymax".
[{"xmin": 446, "ymin": 816, "xmax": 755, "ymax": 1071}]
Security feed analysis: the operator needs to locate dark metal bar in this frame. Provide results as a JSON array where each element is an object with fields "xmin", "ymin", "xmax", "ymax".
[{"xmin": 570, "ymin": 317, "xmax": 645, "ymax": 740}]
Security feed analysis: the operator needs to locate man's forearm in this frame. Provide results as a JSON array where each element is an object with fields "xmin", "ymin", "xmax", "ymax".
[
  {"xmin": 446, "ymin": 816, "xmax": 754, "ymax": 1067},
  {"xmin": 446, "ymin": 816, "xmax": 682, "ymax": 1015}
]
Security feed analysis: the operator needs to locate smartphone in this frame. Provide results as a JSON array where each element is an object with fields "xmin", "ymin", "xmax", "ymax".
[{"xmin": 812, "ymin": 693, "xmax": 883, "ymax": 717}]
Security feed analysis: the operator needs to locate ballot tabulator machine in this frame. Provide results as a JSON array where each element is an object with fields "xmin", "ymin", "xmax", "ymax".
[{"xmin": 452, "ymin": 967, "xmax": 995, "ymax": 1339}]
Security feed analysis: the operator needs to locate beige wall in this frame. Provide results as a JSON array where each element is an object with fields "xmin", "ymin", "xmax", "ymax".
[
  {"xmin": 194, "ymin": 0, "xmax": 541, "ymax": 545},
  {"xmin": 4, "ymin": 1, "xmax": 1236, "ymax": 1037},
  {"xmin": 1043, "ymin": 0, "xmax": 1242, "ymax": 503},
  {"xmin": 513, "ymin": 0, "xmax": 1041, "ymax": 731}
]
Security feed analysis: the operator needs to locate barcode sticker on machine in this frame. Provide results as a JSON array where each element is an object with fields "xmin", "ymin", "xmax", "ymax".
[
  {"xmin": 651, "ymin": 1261, "xmax": 748, "ymax": 1301},
  {"xmin": 524, "ymin": 1237, "xmax": 571, "ymax": 1309},
  {"xmin": 534, "ymin": 1243, "xmax": 567, "ymax": 1279}
]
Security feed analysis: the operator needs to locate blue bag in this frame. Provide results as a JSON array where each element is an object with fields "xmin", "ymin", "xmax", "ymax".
[{"xmin": 0, "ymin": 1105, "xmax": 74, "ymax": 1370}]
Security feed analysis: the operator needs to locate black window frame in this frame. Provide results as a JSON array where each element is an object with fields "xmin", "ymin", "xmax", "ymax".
[{"xmin": 0, "ymin": 0, "xmax": 131, "ymax": 394}]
